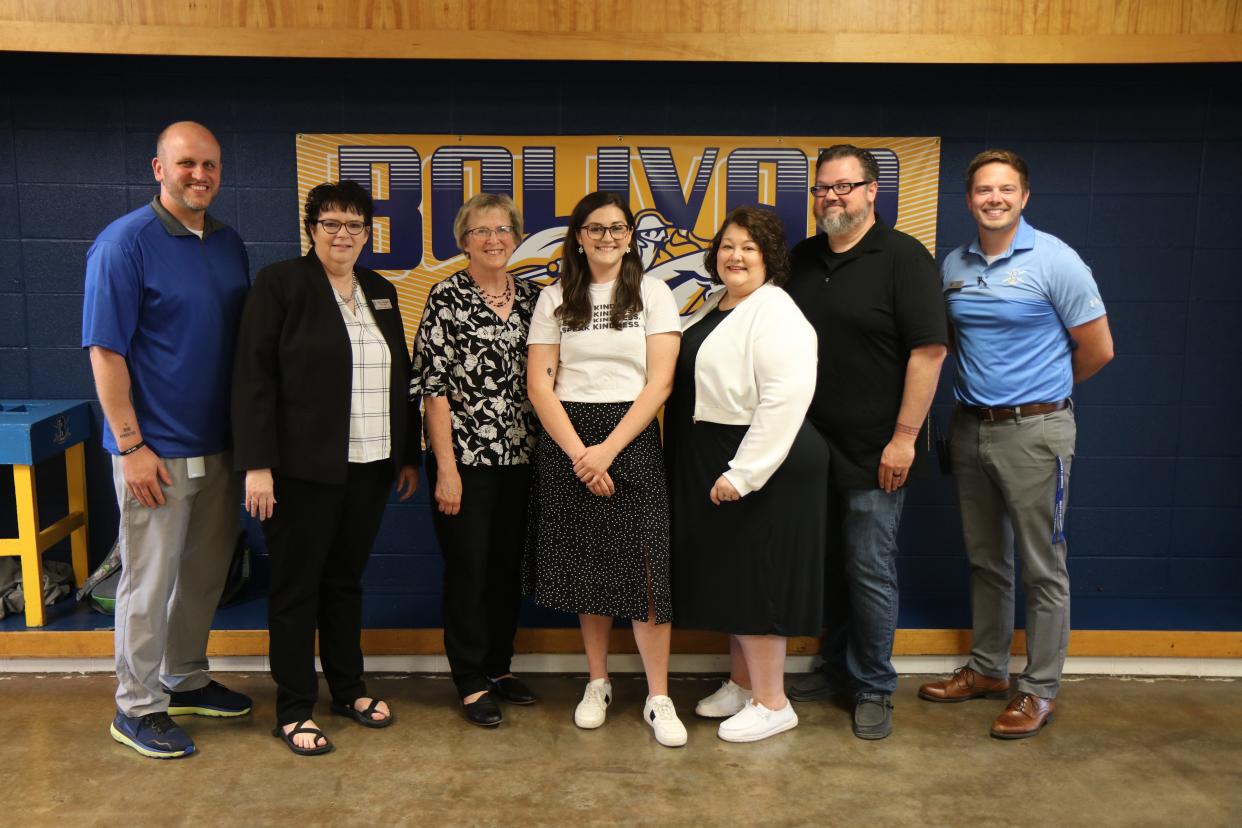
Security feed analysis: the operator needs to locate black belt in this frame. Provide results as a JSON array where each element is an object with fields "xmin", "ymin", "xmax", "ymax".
[{"xmin": 959, "ymin": 400, "xmax": 1069, "ymax": 422}]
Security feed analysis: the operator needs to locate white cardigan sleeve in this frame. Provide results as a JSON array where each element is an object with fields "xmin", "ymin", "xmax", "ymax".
[{"xmin": 722, "ymin": 300, "xmax": 817, "ymax": 496}]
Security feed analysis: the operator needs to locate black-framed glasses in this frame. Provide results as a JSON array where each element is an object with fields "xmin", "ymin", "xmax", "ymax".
[
  {"xmin": 809, "ymin": 181, "xmax": 871, "ymax": 197},
  {"xmin": 582, "ymin": 223, "xmax": 632, "ymax": 240},
  {"xmin": 316, "ymin": 219, "xmax": 368, "ymax": 235},
  {"xmin": 465, "ymin": 225, "xmax": 517, "ymax": 240}
]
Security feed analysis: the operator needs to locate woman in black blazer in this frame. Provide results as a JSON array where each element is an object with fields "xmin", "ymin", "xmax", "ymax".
[{"xmin": 232, "ymin": 181, "xmax": 420, "ymax": 756}]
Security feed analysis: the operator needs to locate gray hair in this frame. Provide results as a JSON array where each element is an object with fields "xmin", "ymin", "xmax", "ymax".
[{"xmin": 453, "ymin": 193, "xmax": 523, "ymax": 252}]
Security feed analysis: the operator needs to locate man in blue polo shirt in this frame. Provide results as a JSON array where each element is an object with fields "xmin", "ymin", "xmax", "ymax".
[
  {"xmin": 918, "ymin": 149, "xmax": 1113, "ymax": 739},
  {"xmin": 83, "ymin": 121, "xmax": 252, "ymax": 758}
]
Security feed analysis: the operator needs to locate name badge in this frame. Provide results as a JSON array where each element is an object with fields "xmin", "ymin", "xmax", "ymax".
[
  {"xmin": 186, "ymin": 456, "xmax": 206, "ymax": 479},
  {"xmin": 372, "ymin": 298, "xmax": 393, "ymax": 310},
  {"xmin": 945, "ymin": 280, "xmax": 965, "ymax": 291}
]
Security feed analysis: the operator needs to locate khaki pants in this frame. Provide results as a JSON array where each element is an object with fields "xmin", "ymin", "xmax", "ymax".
[{"xmin": 952, "ymin": 407, "xmax": 1075, "ymax": 699}]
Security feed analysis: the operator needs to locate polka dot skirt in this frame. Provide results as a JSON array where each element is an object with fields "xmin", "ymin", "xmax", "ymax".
[{"xmin": 523, "ymin": 401, "xmax": 672, "ymax": 624}]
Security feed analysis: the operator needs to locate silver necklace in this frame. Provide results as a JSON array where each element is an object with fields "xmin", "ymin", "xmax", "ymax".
[{"xmin": 335, "ymin": 272, "xmax": 359, "ymax": 309}]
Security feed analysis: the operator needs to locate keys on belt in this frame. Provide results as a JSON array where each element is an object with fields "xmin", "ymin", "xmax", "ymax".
[{"xmin": 959, "ymin": 400, "xmax": 1070, "ymax": 422}]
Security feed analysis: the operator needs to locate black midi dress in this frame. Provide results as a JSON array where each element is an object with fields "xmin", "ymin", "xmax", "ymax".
[{"xmin": 666, "ymin": 306, "xmax": 829, "ymax": 636}]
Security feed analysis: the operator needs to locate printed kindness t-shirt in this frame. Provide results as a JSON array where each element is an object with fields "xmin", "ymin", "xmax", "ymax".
[{"xmin": 527, "ymin": 275, "xmax": 681, "ymax": 403}]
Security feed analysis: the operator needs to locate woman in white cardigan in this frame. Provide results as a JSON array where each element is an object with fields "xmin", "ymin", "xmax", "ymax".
[{"xmin": 666, "ymin": 205, "xmax": 829, "ymax": 743}]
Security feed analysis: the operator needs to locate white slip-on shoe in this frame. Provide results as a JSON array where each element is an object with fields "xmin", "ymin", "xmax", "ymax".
[
  {"xmin": 643, "ymin": 695, "xmax": 688, "ymax": 747},
  {"xmin": 574, "ymin": 678, "xmax": 612, "ymax": 729},
  {"xmin": 717, "ymin": 699, "xmax": 799, "ymax": 743},
  {"xmin": 695, "ymin": 679, "xmax": 753, "ymax": 718}
]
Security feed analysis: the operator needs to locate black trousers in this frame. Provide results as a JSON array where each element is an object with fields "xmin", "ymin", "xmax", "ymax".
[
  {"xmin": 263, "ymin": 460, "xmax": 392, "ymax": 725},
  {"xmin": 427, "ymin": 457, "xmax": 531, "ymax": 698}
]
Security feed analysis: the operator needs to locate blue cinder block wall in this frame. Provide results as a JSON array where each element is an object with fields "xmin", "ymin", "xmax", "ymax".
[{"xmin": 1, "ymin": 54, "xmax": 1238, "ymax": 631}]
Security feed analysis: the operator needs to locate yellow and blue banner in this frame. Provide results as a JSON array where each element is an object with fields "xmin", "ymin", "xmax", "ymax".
[{"xmin": 295, "ymin": 134, "xmax": 941, "ymax": 334}]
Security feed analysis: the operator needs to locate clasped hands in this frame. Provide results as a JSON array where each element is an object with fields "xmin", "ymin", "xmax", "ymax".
[{"xmin": 572, "ymin": 443, "xmax": 617, "ymax": 497}]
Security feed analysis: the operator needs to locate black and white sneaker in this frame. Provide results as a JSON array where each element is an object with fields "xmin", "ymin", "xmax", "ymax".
[{"xmin": 643, "ymin": 694, "xmax": 687, "ymax": 747}]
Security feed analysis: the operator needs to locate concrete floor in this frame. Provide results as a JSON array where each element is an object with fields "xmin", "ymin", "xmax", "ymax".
[{"xmin": 3, "ymin": 673, "xmax": 1239, "ymax": 827}]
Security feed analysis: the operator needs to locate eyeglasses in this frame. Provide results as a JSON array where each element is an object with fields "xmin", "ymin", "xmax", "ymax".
[
  {"xmin": 316, "ymin": 219, "xmax": 368, "ymax": 235},
  {"xmin": 465, "ymin": 226, "xmax": 517, "ymax": 240},
  {"xmin": 582, "ymin": 223, "xmax": 632, "ymax": 240},
  {"xmin": 809, "ymin": 181, "xmax": 872, "ymax": 197}
]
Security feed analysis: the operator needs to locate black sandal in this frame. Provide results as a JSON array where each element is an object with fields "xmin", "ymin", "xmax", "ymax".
[
  {"xmin": 272, "ymin": 720, "xmax": 334, "ymax": 756},
  {"xmin": 330, "ymin": 698, "xmax": 394, "ymax": 729}
]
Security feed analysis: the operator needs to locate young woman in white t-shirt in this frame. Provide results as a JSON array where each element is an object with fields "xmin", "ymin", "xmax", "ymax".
[{"xmin": 524, "ymin": 191, "xmax": 686, "ymax": 747}]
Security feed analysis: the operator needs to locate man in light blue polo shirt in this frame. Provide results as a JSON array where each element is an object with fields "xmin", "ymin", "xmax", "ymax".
[
  {"xmin": 83, "ymin": 121, "xmax": 252, "ymax": 758},
  {"xmin": 918, "ymin": 149, "xmax": 1114, "ymax": 739}
]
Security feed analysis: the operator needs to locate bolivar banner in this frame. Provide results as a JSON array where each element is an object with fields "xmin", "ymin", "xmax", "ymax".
[{"xmin": 295, "ymin": 134, "xmax": 941, "ymax": 335}]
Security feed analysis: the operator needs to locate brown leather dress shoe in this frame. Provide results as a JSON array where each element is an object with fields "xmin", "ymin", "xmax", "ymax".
[
  {"xmin": 990, "ymin": 693, "xmax": 1055, "ymax": 739},
  {"xmin": 918, "ymin": 666, "xmax": 1011, "ymax": 703}
]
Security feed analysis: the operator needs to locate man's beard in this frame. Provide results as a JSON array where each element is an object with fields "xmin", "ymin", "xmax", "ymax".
[{"xmin": 817, "ymin": 200, "xmax": 871, "ymax": 236}]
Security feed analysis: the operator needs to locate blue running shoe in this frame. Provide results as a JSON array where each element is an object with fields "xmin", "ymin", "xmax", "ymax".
[
  {"xmin": 110, "ymin": 711, "xmax": 196, "ymax": 759},
  {"xmin": 167, "ymin": 680, "xmax": 253, "ymax": 717}
]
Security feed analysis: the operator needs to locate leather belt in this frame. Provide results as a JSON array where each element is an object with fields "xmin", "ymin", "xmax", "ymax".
[{"xmin": 959, "ymin": 400, "xmax": 1069, "ymax": 422}]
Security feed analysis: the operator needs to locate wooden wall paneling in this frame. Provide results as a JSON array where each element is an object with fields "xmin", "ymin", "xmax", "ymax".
[
  {"xmin": 4, "ymin": 629, "xmax": 1240, "ymax": 659},
  {"xmin": 2, "ymin": 22, "xmax": 1240, "ymax": 62},
  {"xmin": 1, "ymin": 1, "xmax": 1240, "ymax": 62},
  {"xmin": 2, "ymin": 1, "xmax": 1239, "ymax": 34}
]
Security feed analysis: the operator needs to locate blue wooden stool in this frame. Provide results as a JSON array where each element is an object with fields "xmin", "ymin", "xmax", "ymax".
[{"xmin": 0, "ymin": 399, "xmax": 92, "ymax": 627}]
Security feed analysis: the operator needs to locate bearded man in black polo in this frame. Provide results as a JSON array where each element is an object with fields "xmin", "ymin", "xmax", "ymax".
[{"xmin": 785, "ymin": 145, "xmax": 947, "ymax": 741}]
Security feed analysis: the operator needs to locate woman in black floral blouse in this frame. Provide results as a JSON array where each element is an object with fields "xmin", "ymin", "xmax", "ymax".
[{"xmin": 412, "ymin": 193, "xmax": 541, "ymax": 727}]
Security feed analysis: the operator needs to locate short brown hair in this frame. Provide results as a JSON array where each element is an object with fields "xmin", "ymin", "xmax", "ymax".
[
  {"xmin": 453, "ymin": 193, "xmax": 523, "ymax": 252},
  {"xmin": 815, "ymin": 144, "xmax": 880, "ymax": 183},
  {"xmin": 704, "ymin": 206, "xmax": 790, "ymax": 288},
  {"xmin": 966, "ymin": 149, "xmax": 1029, "ymax": 192}
]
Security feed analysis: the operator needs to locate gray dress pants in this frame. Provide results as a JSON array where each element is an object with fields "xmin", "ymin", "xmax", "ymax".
[
  {"xmin": 951, "ymin": 407, "xmax": 1074, "ymax": 699},
  {"xmin": 112, "ymin": 452, "xmax": 240, "ymax": 717}
]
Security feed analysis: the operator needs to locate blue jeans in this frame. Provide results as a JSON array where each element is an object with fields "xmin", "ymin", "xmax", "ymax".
[{"xmin": 818, "ymin": 486, "xmax": 905, "ymax": 696}]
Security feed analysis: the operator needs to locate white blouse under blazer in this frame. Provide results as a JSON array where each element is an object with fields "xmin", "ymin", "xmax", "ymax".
[{"xmin": 681, "ymin": 281, "xmax": 818, "ymax": 497}]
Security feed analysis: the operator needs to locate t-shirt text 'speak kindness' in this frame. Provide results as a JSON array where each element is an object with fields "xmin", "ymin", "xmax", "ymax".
[{"xmin": 561, "ymin": 303, "xmax": 642, "ymax": 333}]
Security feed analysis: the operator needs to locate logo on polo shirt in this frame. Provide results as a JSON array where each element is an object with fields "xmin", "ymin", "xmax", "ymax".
[{"xmin": 1004, "ymin": 268, "xmax": 1027, "ymax": 286}]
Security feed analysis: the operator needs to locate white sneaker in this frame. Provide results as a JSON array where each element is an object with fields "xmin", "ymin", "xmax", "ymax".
[
  {"xmin": 574, "ymin": 678, "xmax": 612, "ymax": 729},
  {"xmin": 695, "ymin": 680, "xmax": 753, "ymax": 718},
  {"xmin": 643, "ymin": 695, "xmax": 688, "ymax": 747},
  {"xmin": 717, "ymin": 700, "xmax": 799, "ymax": 743}
]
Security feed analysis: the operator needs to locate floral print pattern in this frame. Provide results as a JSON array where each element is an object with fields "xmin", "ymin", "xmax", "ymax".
[{"xmin": 412, "ymin": 269, "xmax": 540, "ymax": 465}]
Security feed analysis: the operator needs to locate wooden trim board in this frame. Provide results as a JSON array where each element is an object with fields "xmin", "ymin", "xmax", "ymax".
[
  {"xmin": 2, "ymin": 628, "xmax": 1239, "ymax": 660},
  {"xmin": 1, "ymin": 22, "xmax": 1241, "ymax": 63}
]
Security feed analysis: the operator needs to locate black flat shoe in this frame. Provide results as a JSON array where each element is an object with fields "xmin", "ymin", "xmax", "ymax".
[
  {"xmin": 463, "ymin": 693, "xmax": 502, "ymax": 727},
  {"xmin": 488, "ymin": 676, "xmax": 538, "ymax": 705}
]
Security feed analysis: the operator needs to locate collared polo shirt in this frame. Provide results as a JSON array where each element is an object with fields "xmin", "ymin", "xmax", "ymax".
[
  {"xmin": 941, "ymin": 218, "xmax": 1105, "ymax": 407},
  {"xmin": 82, "ymin": 196, "xmax": 250, "ymax": 457},
  {"xmin": 788, "ymin": 216, "xmax": 947, "ymax": 489}
]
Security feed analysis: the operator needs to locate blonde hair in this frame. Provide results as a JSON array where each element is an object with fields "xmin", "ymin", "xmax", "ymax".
[{"xmin": 453, "ymin": 193, "xmax": 523, "ymax": 252}]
